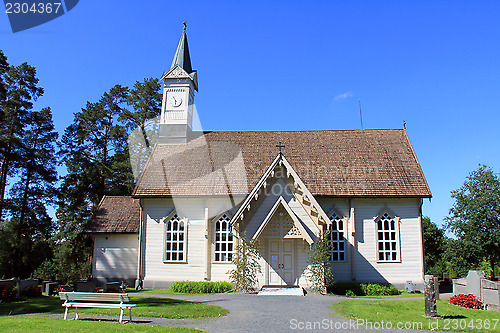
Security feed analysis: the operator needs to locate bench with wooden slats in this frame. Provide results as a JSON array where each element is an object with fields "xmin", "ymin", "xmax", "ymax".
[{"xmin": 59, "ymin": 292, "xmax": 136, "ymax": 323}]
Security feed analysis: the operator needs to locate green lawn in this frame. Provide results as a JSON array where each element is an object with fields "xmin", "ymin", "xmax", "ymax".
[
  {"xmin": 332, "ymin": 299, "xmax": 500, "ymax": 332},
  {"xmin": 0, "ymin": 295, "xmax": 228, "ymax": 319},
  {"xmin": 0, "ymin": 317, "xmax": 201, "ymax": 332}
]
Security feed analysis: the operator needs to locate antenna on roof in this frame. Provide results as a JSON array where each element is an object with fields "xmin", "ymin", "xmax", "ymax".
[{"xmin": 358, "ymin": 99, "xmax": 364, "ymax": 130}]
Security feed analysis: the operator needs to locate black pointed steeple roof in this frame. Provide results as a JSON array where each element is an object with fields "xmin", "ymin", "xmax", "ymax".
[{"xmin": 170, "ymin": 21, "xmax": 193, "ymax": 74}]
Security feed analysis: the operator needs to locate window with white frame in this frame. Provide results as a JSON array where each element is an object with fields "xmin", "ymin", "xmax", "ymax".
[
  {"xmin": 376, "ymin": 212, "xmax": 399, "ymax": 262},
  {"xmin": 214, "ymin": 214, "xmax": 234, "ymax": 262},
  {"xmin": 165, "ymin": 214, "xmax": 186, "ymax": 262},
  {"xmin": 327, "ymin": 211, "xmax": 346, "ymax": 262}
]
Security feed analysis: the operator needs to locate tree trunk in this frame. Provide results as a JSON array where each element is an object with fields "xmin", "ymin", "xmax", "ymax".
[
  {"xmin": 0, "ymin": 149, "xmax": 11, "ymax": 220},
  {"xmin": 490, "ymin": 255, "xmax": 496, "ymax": 279}
]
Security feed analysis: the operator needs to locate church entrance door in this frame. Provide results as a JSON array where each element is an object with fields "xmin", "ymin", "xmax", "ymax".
[{"xmin": 268, "ymin": 239, "xmax": 295, "ymax": 286}]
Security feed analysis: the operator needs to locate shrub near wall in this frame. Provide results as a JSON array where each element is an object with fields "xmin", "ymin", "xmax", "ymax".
[
  {"xmin": 170, "ymin": 281, "xmax": 233, "ymax": 294},
  {"xmin": 0, "ymin": 286, "xmax": 17, "ymax": 302},
  {"xmin": 328, "ymin": 282, "xmax": 400, "ymax": 296}
]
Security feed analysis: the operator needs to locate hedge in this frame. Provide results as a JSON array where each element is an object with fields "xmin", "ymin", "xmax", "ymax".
[
  {"xmin": 328, "ymin": 282, "xmax": 400, "ymax": 296},
  {"xmin": 170, "ymin": 281, "xmax": 233, "ymax": 294}
]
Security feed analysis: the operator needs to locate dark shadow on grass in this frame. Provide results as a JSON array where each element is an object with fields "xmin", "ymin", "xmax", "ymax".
[
  {"xmin": 441, "ymin": 315, "xmax": 467, "ymax": 319},
  {"xmin": 0, "ymin": 297, "xmax": 62, "ymax": 315},
  {"xmin": 77, "ymin": 317, "xmax": 153, "ymax": 324}
]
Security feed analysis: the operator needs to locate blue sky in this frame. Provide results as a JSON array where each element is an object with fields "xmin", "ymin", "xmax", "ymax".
[{"xmin": 1, "ymin": 1, "xmax": 499, "ymax": 228}]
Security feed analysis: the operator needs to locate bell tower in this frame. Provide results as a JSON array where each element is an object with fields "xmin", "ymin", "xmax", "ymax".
[{"xmin": 158, "ymin": 22, "xmax": 198, "ymax": 144}]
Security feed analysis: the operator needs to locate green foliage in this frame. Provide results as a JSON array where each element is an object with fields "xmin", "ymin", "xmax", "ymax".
[
  {"xmin": 228, "ymin": 237, "xmax": 262, "ymax": 292},
  {"xmin": 169, "ymin": 281, "xmax": 232, "ymax": 294},
  {"xmin": 445, "ymin": 164, "xmax": 500, "ymax": 277},
  {"xmin": 361, "ymin": 283, "xmax": 400, "ymax": 296},
  {"xmin": 422, "ymin": 216, "xmax": 448, "ymax": 277},
  {"xmin": 0, "ymin": 53, "xmax": 45, "ymax": 220},
  {"xmin": 328, "ymin": 282, "xmax": 400, "ymax": 296},
  {"xmin": 55, "ymin": 85, "xmax": 136, "ymax": 283},
  {"xmin": 0, "ymin": 52, "xmax": 57, "ymax": 279},
  {"xmin": 345, "ymin": 289, "xmax": 355, "ymax": 297},
  {"xmin": 119, "ymin": 78, "xmax": 162, "ymax": 180},
  {"xmin": 305, "ymin": 232, "xmax": 334, "ymax": 293}
]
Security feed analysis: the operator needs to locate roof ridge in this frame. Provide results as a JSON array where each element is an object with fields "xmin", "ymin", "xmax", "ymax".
[{"xmin": 202, "ymin": 129, "xmax": 404, "ymax": 134}]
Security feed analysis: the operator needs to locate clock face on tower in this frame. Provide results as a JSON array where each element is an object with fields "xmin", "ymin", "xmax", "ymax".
[{"xmin": 170, "ymin": 95, "xmax": 183, "ymax": 108}]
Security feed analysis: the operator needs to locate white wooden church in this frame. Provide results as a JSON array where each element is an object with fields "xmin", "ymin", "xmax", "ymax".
[{"xmin": 87, "ymin": 26, "xmax": 432, "ymax": 290}]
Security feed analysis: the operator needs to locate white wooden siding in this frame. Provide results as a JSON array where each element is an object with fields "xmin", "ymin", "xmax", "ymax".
[
  {"xmin": 93, "ymin": 234, "xmax": 138, "ymax": 281},
  {"xmin": 139, "ymin": 194, "xmax": 423, "ymax": 288},
  {"xmin": 352, "ymin": 198, "xmax": 424, "ymax": 285}
]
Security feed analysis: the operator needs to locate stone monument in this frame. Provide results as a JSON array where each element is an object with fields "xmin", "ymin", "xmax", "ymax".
[{"xmin": 424, "ymin": 274, "xmax": 438, "ymax": 318}]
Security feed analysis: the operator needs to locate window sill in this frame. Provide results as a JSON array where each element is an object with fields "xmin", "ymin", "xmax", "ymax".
[{"xmin": 163, "ymin": 261, "xmax": 188, "ymax": 264}]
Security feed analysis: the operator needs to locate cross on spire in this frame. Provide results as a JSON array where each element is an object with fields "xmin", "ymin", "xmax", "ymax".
[
  {"xmin": 276, "ymin": 141, "xmax": 285, "ymax": 155},
  {"xmin": 183, "ymin": 21, "xmax": 187, "ymax": 32}
]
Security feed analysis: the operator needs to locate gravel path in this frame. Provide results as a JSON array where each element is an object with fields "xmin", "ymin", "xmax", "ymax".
[
  {"xmin": 129, "ymin": 292, "xmax": 357, "ymax": 332},
  {"xmin": 35, "ymin": 292, "xmax": 433, "ymax": 332},
  {"xmin": 125, "ymin": 292, "xmax": 431, "ymax": 333}
]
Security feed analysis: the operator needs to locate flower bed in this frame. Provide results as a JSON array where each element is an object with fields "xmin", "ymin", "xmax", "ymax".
[
  {"xmin": 22, "ymin": 285, "xmax": 42, "ymax": 297},
  {"xmin": 0, "ymin": 286, "xmax": 17, "ymax": 302},
  {"xmin": 449, "ymin": 293, "xmax": 483, "ymax": 309}
]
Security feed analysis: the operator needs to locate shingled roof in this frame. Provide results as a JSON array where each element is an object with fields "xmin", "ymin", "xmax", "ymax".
[
  {"xmin": 132, "ymin": 129, "xmax": 431, "ymax": 198},
  {"xmin": 86, "ymin": 196, "xmax": 140, "ymax": 233}
]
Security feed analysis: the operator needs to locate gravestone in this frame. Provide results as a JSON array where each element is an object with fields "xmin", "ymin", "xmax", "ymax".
[
  {"xmin": 424, "ymin": 274, "xmax": 438, "ymax": 318},
  {"xmin": 44, "ymin": 282, "xmax": 58, "ymax": 296},
  {"xmin": 466, "ymin": 270, "xmax": 485, "ymax": 298}
]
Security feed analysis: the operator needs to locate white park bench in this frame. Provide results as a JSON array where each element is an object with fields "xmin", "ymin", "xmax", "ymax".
[{"xmin": 59, "ymin": 292, "xmax": 136, "ymax": 323}]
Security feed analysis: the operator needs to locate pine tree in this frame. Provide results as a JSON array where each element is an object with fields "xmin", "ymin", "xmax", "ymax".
[
  {"xmin": 1, "ymin": 107, "xmax": 58, "ymax": 278},
  {"xmin": 0, "ymin": 56, "xmax": 44, "ymax": 220},
  {"xmin": 54, "ymin": 85, "xmax": 134, "ymax": 282},
  {"xmin": 119, "ymin": 78, "xmax": 161, "ymax": 180}
]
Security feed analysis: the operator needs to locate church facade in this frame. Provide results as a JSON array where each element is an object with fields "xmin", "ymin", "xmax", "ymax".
[{"xmin": 87, "ymin": 27, "xmax": 431, "ymax": 290}]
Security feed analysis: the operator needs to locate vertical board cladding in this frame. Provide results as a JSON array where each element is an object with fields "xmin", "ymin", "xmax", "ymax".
[
  {"xmin": 296, "ymin": 239, "xmax": 312, "ymax": 286},
  {"xmin": 93, "ymin": 234, "xmax": 139, "ymax": 282},
  {"xmin": 141, "ymin": 197, "xmax": 244, "ymax": 287},
  {"xmin": 353, "ymin": 198, "xmax": 424, "ymax": 287},
  {"xmin": 142, "ymin": 198, "xmax": 206, "ymax": 286},
  {"xmin": 317, "ymin": 198, "xmax": 352, "ymax": 282}
]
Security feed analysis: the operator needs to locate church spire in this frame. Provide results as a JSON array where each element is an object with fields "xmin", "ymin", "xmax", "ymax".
[
  {"xmin": 170, "ymin": 21, "xmax": 193, "ymax": 74},
  {"xmin": 158, "ymin": 22, "xmax": 198, "ymax": 144}
]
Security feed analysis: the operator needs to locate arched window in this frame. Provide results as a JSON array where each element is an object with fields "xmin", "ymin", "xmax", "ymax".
[
  {"xmin": 327, "ymin": 211, "xmax": 346, "ymax": 262},
  {"xmin": 165, "ymin": 214, "xmax": 186, "ymax": 262},
  {"xmin": 376, "ymin": 212, "xmax": 399, "ymax": 262},
  {"xmin": 214, "ymin": 214, "xmax": 233, "ymax": 262}
]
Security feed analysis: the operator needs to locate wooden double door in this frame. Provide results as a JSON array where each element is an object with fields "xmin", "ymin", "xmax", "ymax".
[{"xmin": 268, "ymin": 239, "xmax": 295, "ymax": 286}]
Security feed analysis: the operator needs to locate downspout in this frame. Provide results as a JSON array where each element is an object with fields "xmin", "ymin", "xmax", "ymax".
[
  {"xmin": 205, "ymin": 206, "xmax": 211, "ymax": 281},
  {"xmin": 136, "ymin": 199, "xmax": 145, "ymax": 290},
  {"xmin": 349, "ymin": 198, "xmax": 356, "ymax": 281}
]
